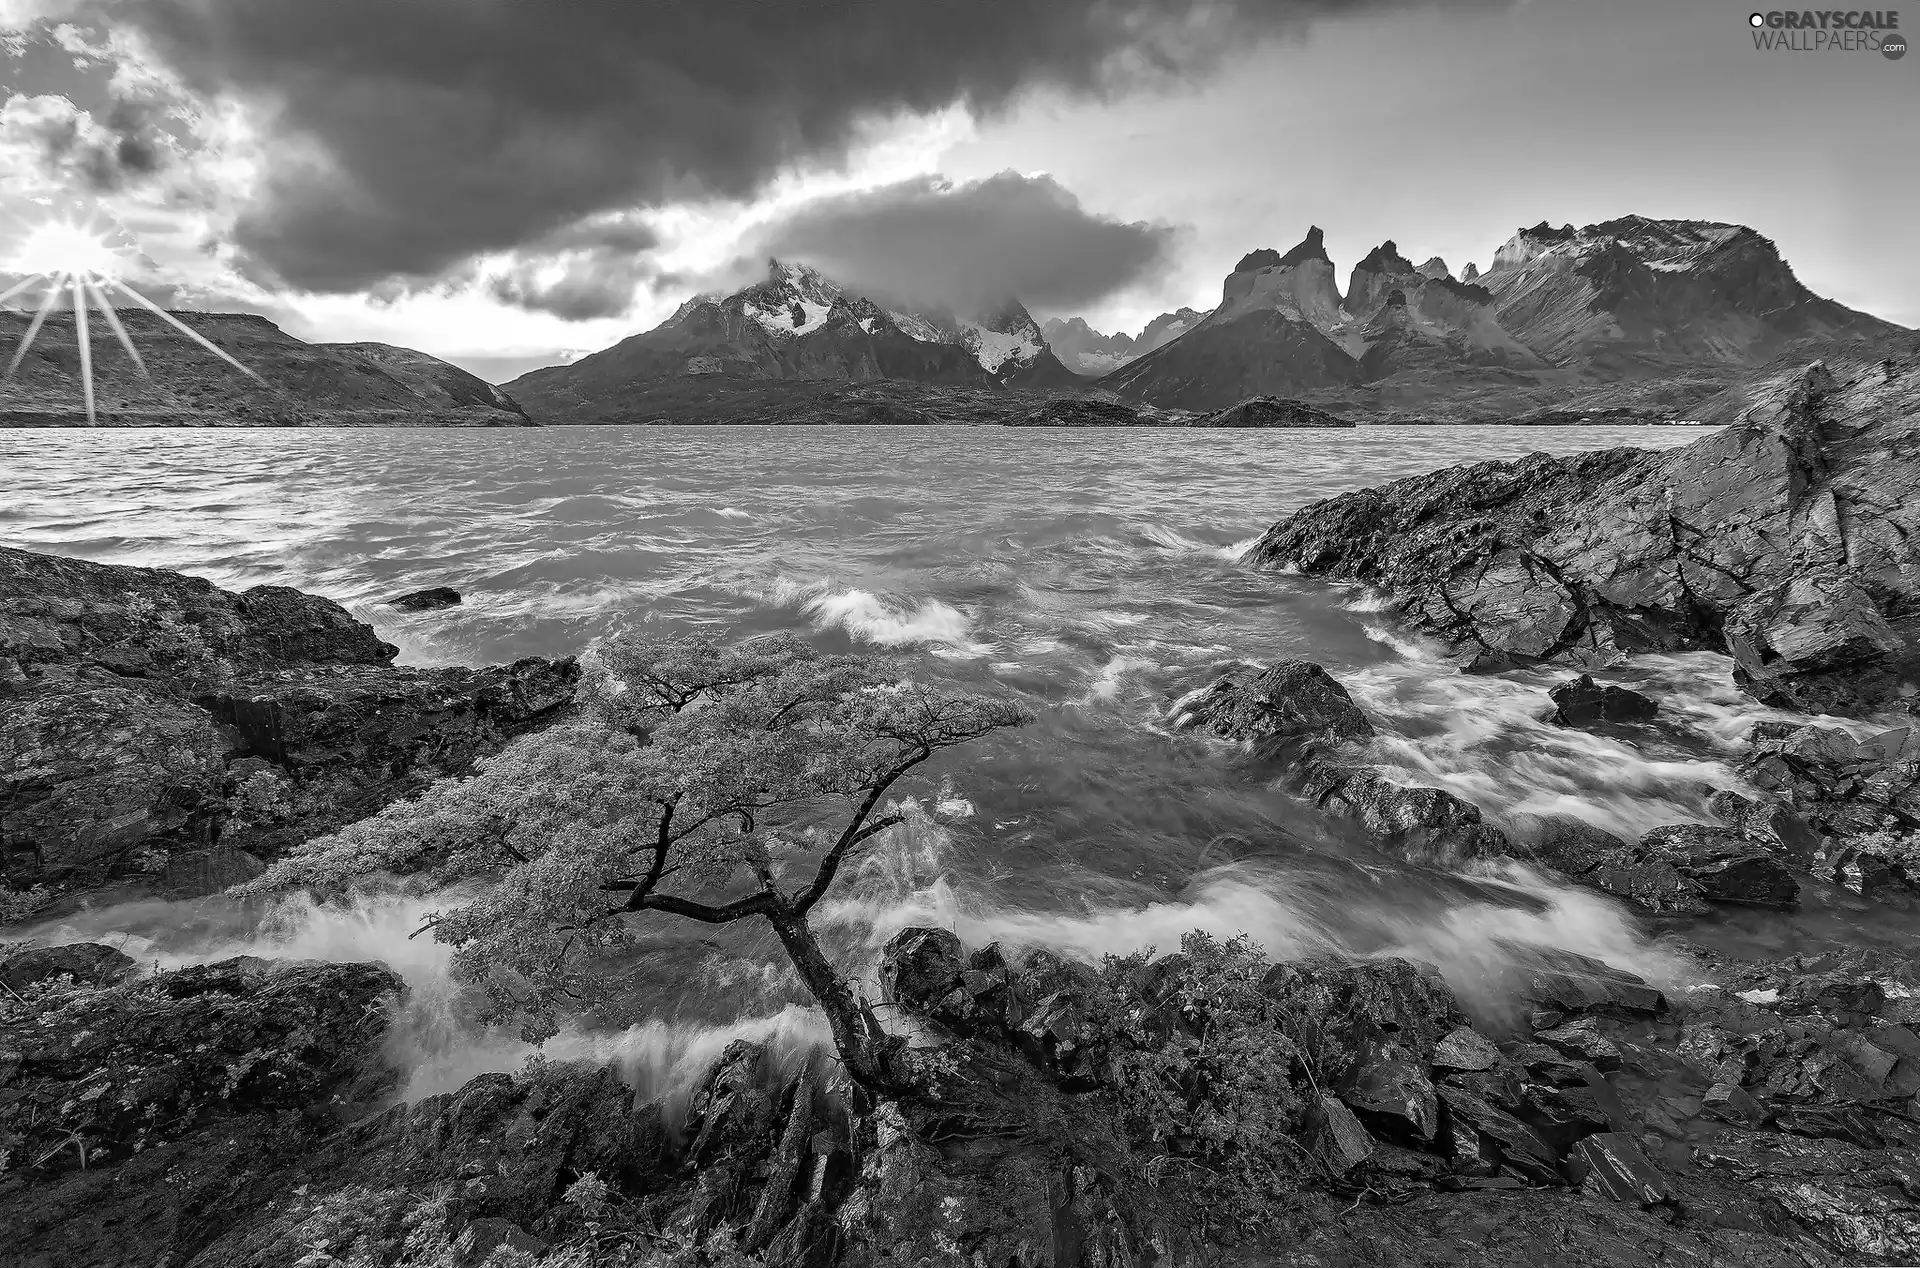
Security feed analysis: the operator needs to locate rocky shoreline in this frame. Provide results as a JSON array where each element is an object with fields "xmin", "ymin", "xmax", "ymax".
[{"xmin": 4, "ymin": 353, "xmax": 1920, "ymax": 1264}]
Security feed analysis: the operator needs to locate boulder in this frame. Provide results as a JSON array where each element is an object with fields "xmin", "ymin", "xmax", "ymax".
[
  {"xmin": 1435, "ymin": 1084, "xmax": 1562, "ymax": 1184},
  {"xmin": 1547, "ymin": 674, "xmax": 1658, "ymax": 727},
  {"xmin": 1640, "ymin": 824, "xmax": 1800, "ymax": 908},
  {"xmin": 1304, "ymin": 761, "xmax": 1511, "ymax": 862},
  {"xmin": 1175, "ymin": 660, "xmax": 1374, "ymax": 748},
  {"xmin": 1260, "ymin": 955, "xmax": 1468, "ymax": 1071},
  {"xmin": 1431, "ymin": 1026, "xmax": 1501, "ymax": 1073},
  {"xmin": 879, "ymin": 926, "xmax": 968, "ymax": 1011},
  {"xmin": 1525, "ymin": 814, "xmax": 1711, "ymax": 914},
  {"xmin": 387, "ymin": 585, "xmax": 463, "ymax": 611}
]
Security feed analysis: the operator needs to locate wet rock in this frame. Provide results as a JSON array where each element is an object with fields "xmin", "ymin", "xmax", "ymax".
[
  {"xmin": 1691, "ymin": 1129, "xmax": 1920, "ymax": 1260},
  {"xmin": 0, "ymin": 955, "xmax": 403, "ymax": 1173},
  {"xmin": 1738, "ymin": 723, "xmax": 1920, "ymax": 893},
  {"xmin": 1432, "ymin": 1025, "xmax": 1501, "ymax": 1073},
  {"xmin": 1248, "ymin": 359, "xmax": 1920, "ymax": 716},
  {"xmin": 1176, "ymin": 659, "xmax": 1374, "ymax": 748},
  {"xmin": 388, "ymin": 585, "xmax": 463, "ymax": 612},
  {"xmin": 1508, "ymin": 945, "xmax": 1668, "ymax": 1018},
  {"xmin": 1567, "ymin": 1132, "xmax": 1671, "ymax": 1205},
  {"xmin": 684, "ymin": 1040, "xmax": 778, "ymax": 1169},
  {"xmin": 1303, "ymin": 759, "xmax": 1511, "ymax": 861},
  {"xmin": 1303, "ymin": 1092, "xmax": 1376, "ymax": 1173},
  {"xmin": 1774, "ymin": 1105, "xmax": 1887, "ymax": 1150},
  {"xmin": 1641, "ymin": 823, "xmax": 1800, "ymax": 908},
  {"xmin": 1526, "ymin": 814, "xmax": 1711, "ymax": 914},
  {"xmin": 1338, "ymin": 1041, "xmax": 1440, "ymax": 1142},
  {"xmin": 1519, "ymin": 1083, "xmax": 1618, "ymax": 1152},
  {"xmin": 1548, "ymin": 674, "xmax": 1658, "ymax": 727},
  {"xmin": 878, "ymin": 926, "xmax": 967, "ymax": 1010},
  {"xmin": 1436, "ymin": 1084, "xmax": 1562, "ymax": 1184},
  {"xmin": 1534, "ymin": 1018, "xmax": 1624, "ymax": 1072},
  {"xmin": 0, "ymin": 941, "xmax": 137, "ymax": 992}
]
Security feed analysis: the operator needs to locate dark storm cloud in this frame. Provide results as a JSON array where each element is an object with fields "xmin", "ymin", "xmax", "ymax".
[
  {"xmin": 754, "ymin": 172, "xmax": 1177, "ymax": 311},
  {"xmin": 105, "ymin": 0, "xmax": 1472, "ymax": 292}
]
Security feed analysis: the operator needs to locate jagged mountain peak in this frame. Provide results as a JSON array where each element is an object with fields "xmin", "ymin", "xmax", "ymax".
[
  {"xmin": 1276, "ymin": 225, "xmax": 1331, "ymax": 269},
  {"xmin": 1417, "ymin": 257, "xmax": 1452, "ymax": 280}
]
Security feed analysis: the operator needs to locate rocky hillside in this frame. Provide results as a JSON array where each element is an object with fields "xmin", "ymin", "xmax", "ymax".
[
  {"xmin": 1249, "ymin": 342, "xmax": 1920, "ymax": 717},
  {"xmin": 1094, "ymin": 217, "xmax": 1902, "ymax": 417},
  {"xmin": 506, "ymin": 260, "xmax": 1085, "ymax": 423},
  {"xmin": 0, "ymin": 310, "xmax": 532, "ymax": 426}
]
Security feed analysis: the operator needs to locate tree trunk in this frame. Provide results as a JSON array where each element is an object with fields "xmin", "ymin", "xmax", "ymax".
[{"xmin": 766, "ymin": 910, "xmax": 908, "ymax": 1094}]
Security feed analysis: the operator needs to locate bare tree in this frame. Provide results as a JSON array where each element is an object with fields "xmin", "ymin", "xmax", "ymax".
[{"xmin": 241, "ymin": 632, "xmax": 1030, "ymax": 1093}]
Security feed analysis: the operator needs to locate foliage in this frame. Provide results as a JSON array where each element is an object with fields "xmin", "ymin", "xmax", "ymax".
[
  {"xmin": 226, "ymin": 768, "xmax": 300, "ymax": 832},
  {"xmin": 119, "ymin": 593, "xmax": 237, "ymax": 691},
  {"xmin": 0, "ymin": 883, "xmax": 53, "ymax": 927},
  {"xmin": 241, "ymin": 632, "xmax": 1029, "ymax": 1088},
  {"xmin": 1086, "ymin": 932, "xmax": 1315, "ymax": 1228}
]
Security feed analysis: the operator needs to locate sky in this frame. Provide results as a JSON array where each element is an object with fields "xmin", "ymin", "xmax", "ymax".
[{"xmin": 0, "ymin": 0, "xmax": 1913, "ymax": 383}]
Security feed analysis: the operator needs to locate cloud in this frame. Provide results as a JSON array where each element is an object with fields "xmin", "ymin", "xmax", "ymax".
[
  {"xmin": 481, "ymin": 216, "xmax": 664, "ymax": 321},
  {"xmin": 94, "ymin": 0, "xmax": 1456, "ymax": 293},
  {"xmin": 0, "ymin": 90, "xmax": 171, "ymax": 192},
  {"xmin": 749, "ymin": 171, "xmax": 1177, "ymax": 312}
]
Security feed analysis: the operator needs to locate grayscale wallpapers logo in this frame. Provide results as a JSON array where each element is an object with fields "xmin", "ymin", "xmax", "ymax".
[{"xmin": 1746, "ymin": 9, "xmax": 1905, "ymax": 54}]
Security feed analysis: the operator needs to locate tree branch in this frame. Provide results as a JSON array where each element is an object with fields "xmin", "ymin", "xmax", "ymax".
[
  {"xmin": 792, "ymin": 748, "xmax": 929, "ymax": 915},
  {"xmin": 636, "ymin": 891, "xmax": 780, "ymax": 924}
]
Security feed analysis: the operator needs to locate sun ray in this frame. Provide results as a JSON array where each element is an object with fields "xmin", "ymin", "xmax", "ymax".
[
  {"xmin": 71, "ymin": 274, "xmax": 96, "ymax": 425},
  {"xmin": 5, "ymin": 276, "xmax": 64, "ymax": 380},
  {"xmin": 109, "ymin": 278, "xmax": 266, "ymax": 384},
  {"xmin": 0, "ymin": 275, "xmax": 45, "ymax": 308},
  {"xmin": 86, "ymin": 276, "xmax": 148, "ymax": 379}
]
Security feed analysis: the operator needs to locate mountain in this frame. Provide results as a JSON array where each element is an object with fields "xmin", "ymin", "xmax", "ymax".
[
  {"xmin": 0, "ymin": 310, "xmax": 531, "ymax": 426},
  {"xmin": 1098, "ymin": 228, "xmax": 1363, "ymax": 409},
  {"xmin": 1041, "ymin": 308, "xmax": 1208, "ymax": 376},
  {"xmin": 1101, "ymin": 216, "xmax": 1904, "ymax": 416},
  {"xmin": 1477, "ymin": 216, "xmax": 1902, "ymax": 372},
  {"xmin": 507, "ymin": 260, "xmax": 1084, "ymax": 422}
]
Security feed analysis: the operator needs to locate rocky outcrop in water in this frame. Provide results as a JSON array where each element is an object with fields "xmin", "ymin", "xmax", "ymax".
[
  {"xmin": 0, "ymin": 547, "xmax": 577, "ymax": 896},
  {"xmin": 387, "ymin": 585, "xmax": 463, "ymax": 611},
  {"xmin": 1548, "ymin": 674, "xmax": 1659, "ymax": 727},
  {"xmin": 1250, "ymin": 354, "xmax": 1920, "ymax": 717},
  {"xmin": 1189, "ymin": 395, "xmax": 1354, "ymax": 428},
  {"xmin": 1003, "ymin": 397, "xmax": 1141, "ymax": 427}
]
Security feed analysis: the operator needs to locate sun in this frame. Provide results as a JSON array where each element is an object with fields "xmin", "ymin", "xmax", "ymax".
[
  {"xmin": 8, "ymin": 220, "xmax": 124, "ymax": 280},
  {"xmin": 2, "ymin": 213, "xmax": 264, "ymax": 426}
]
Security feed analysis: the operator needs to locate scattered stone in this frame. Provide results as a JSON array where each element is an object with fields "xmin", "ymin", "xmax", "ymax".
[
  {"xmin": 1435, "ymin": 1084, "xmax": 1562, "ymax": 1184},
  {"xmin": 1567, "ymin": 1133, "xmax": 1671, "ymax": 1205},
  {"xmin": 1303, "ymin": 1093, "xmax": 1376, "ymax": 1173},
  {"xmin": 1548, "ymin": 674, "xmax": 1658, "ymax": 727},
  {"xmin": 1534, "ymin": 1018, "xmax": 1624, "ymax": 1072},
  {"xmin": 1338, "ymin": 1041, "xmax": 1440, "ymax": 1142},
  {"xmin": 1431, "ymin": 1026, "xmax": 1502, "ymax": 1073},
  {"xmin": 387, "ymin": 585, "xmax": 463, "ymax": 612}
]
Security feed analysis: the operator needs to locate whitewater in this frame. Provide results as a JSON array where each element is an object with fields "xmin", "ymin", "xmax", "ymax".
[{"xmin": 9, "ymin": 421, "xmax": 1904, "ymax": 1102}]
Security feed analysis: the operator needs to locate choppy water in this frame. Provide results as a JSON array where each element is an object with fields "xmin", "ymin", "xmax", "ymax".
[{"xmin": 6, "ymin": 423, "xmax": 1908, "ymax": 1099}]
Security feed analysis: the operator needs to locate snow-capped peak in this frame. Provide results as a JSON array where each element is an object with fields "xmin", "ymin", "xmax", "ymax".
[
  {"xmin": 956, "ymin": 298, "xmax": 1044, "ymax": 374},
  {"xmin": 742, "ymin": 258, "xmax": 846, "ymax": 338}
]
